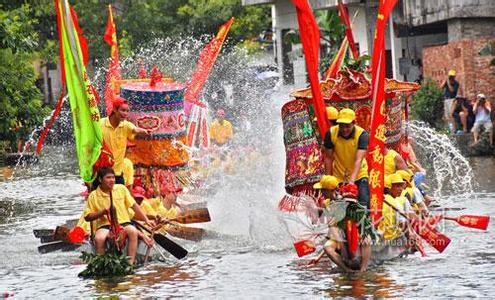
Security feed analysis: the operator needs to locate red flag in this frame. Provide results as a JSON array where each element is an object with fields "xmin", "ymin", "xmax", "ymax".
[
  {"xmin": 337, "ymin": 0, "xmax": 359, "ymax": 60},
  {"xmin": 324, "ymin": 37, "xmax": 348, "ymax": 80},
  {"xmin": 184, "ymin": 17, "xmax": 234, "ymax": 105},
  {"xmin": 291, "ymin": 0, "xmax": 328, "ymax": 138},
  {"xmin": 103, "ymin": 4, "xmax": 121, "ymax": 116},
  {"xmin": 368, "ymin": 0, "xmax": 398, "ymax": 224}
]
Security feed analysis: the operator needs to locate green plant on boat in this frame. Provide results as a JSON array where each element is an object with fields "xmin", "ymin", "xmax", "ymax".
[{"xmin": 78, "ymin": 249, "xmax": 134, "ymax": 278}]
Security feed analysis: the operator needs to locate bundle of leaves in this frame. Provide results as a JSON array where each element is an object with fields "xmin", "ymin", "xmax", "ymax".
[
  {"xmin": 337, "ymin": 201, "xmax": 377, "ymax": 240},
  {"xmin": 78, "ymin": 250, "xmax": 134, "ymax": 279}
]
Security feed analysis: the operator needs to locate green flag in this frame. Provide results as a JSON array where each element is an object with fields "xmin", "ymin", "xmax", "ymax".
[{"xmin": 56, "ymin": 0, "xmax": 102, "ymax": 182}]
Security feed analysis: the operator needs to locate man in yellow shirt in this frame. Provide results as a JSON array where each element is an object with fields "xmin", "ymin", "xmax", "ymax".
[
  {"xmin": 98, "ymin": 97, "xmax": 149, "ymax": 187},
  {"xmin": 84, "ymin": 167, "xmax": 154, "ymax": 264},
  {"xmin": 322, "ymin": 108, "xmax": 370, "ymax": 208},
  {"xmin": 210, "ymin": 109, "xmax": 233, "ymax": 146},
  {"xmin": 379, "ymin": 173, "xmax": 412, "ymax": 241},
  {"xmin": 384, "ymin": 146, "xmax": 408, "ymax": 176}
]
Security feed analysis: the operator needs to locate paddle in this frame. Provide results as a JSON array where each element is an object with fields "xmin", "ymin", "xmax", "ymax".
[
  {"xmin": 383, "ymin": 198, "xmax": 451, "ymax": 253},
  {"xmin": 134, "ymin": 221, "xmax": 188, "ymax": 259},
  {"xmin": 443, "ymin": 215, "xmax": 490, "ymax": 230},
  {"xmin": 33, "ymin": 229, "xmax": 54, "ymax": 238},
  {"xmin": 38, "ymin": 241, "xmax": 80, "ymax": 254},
  {"xmin": 425, "ymin": 214, "xmax": 490, "ymax": 230},
  {"xmin": 173, "ymin": 208, "xmax": 210, "ymax": 224},
  {"xmin": 164, "ymin": 224, "xmax": 204, "ymax": 242}
]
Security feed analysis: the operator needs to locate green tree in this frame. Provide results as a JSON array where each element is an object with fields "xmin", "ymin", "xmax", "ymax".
[
  {"xmin": 0, "ymin": 4, "xmax": 49, "ymax": 151},
  {"xmin": 410, "ymin": 78, "xmax": 444, "ymax": 129}
]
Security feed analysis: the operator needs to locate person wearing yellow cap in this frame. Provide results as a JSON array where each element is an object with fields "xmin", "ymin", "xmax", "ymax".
[
  {"xmin": 378, "ymin": 173, "xmax": 413, "ymax": 241},
  {"xmin": 326, "ymin": 106, "xmax": 339, "ymax": 127},
  {"xmin": 397, "ymin": 170, "xmax": 429, "ymax": 216},
  {"xmin": 322, "ymin": 108, "xmax": 370, "ymax": 208},
  {"xmin": 441, "ymin": 70, "xmax": 462, "ymax": 131},
  {"xmin": 313, "ymin": 175, "xmax": 339, "ymax": 207}
]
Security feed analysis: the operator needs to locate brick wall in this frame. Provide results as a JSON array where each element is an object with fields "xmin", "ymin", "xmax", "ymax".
[
  {"xmin": 423, "ymin": 38, "xmax": 495, "ymax": 102},
  {"xmin": 448, "ymin": 18, "xmax": 495, "ymax": 42}
]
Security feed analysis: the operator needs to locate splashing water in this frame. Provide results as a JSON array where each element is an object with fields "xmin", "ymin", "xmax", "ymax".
[{"xmin": 408, "ymin": 121, "xmax": 474, "ymax": 200}]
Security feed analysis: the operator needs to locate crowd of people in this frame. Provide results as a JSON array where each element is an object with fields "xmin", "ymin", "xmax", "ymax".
[
  {"xmin": 308, "ymin": 106, "xmax": 434, "ymax": 272},
  {"xmin": 442, "ymin": 70, "xmax": 493, "ymax": 146}
]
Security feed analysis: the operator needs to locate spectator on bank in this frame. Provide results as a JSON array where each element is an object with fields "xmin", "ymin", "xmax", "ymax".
[
  {"xmin": 441, "ymin": 70, "xmax": 462, "ymax": 128},
  {"xmin": 451, "ymin": 96, "xmax": 475, "ymax": 133},
  {"xmin": 472, "ymin": 94, "xmax": 493, "ymax": 146}
]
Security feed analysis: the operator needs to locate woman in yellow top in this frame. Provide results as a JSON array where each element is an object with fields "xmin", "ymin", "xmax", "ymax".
[
  {"xmin": 84, "ymin": 167, "xmax": 154, "ymax": 264},
  {"xmin": 210, "ymin": 109, "xmax": 233, "ymax": 146}
]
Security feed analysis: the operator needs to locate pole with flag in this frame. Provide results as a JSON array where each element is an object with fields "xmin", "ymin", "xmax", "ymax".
[
  {"xmin": 290, "ymin": 0, "xmax": 328, "ymax": 139},
  {"xmin": 103, "ymin": 4, "xmax": 121, "ymax": 116},
  {"xmin": 337, "ymin": 0, "xmax": 359, "ymax": 60},
  {"xmin": 368, "ymin": 0, "xmax": 398, "ymax": 224},
  {"xmin": 185, "ymin": 17, "xmax": 234, "ymax": 148},
  {"xmin": 49, "ymin": 0, "xmax": 102, "ymax": 182}
]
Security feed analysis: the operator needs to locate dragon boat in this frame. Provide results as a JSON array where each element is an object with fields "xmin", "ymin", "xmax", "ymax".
[{"xmin": 279, "ymin": 67, "xmax": 422, "ymax": 265}]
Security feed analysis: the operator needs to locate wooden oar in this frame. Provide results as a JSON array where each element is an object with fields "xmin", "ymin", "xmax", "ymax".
[
  {"xmin": 38, "ymin": 241, "xmax": 80, "ymax": 254},
  {"xmin": 383, "ymin": 198, "xmax": 451, "ymax": 253},
  {"xmin": 134, "ymin": 221, "xmax": 188, "ymax": 259},
  {"xmin": 173, "ymin": 208, "xmax": 210, "ymax": 224},
  {"xmin": 33, "ymin": 229, "xmax": 54, "ymax": 238},
  {"xmin": 164, "ymin": 224, "xmax": 204, "ymax": 242}
]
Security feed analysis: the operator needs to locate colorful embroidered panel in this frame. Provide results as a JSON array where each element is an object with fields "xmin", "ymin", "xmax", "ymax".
[{"xmin": 122, "ymin": 81, "xmax": 189, "ymax": 168}]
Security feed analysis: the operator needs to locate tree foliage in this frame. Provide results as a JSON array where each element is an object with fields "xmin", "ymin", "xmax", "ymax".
[
  {"xmin": 0, "ymin": 4, "xmax": 50, "ymax": 150},
  {"xmin": 410, "ymin": 78, "xmax": 444, "ymax": 129}
]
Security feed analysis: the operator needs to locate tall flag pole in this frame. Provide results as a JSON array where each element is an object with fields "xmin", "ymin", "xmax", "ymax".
[
  {"xmin": 368, "ymin": 0, "xmax": 398, "ymax": 224},
  {"xmin": 324, "ymin": 37, "xmax": 349, "ymax": 80},
  {"xmin": 184, "ymin": 17, "xmax": 234, "ymax": 107},
  {"xmin": 337, "ymin": 0, "xmax": 359, "ymax": 60},
  {"xmin": 185, "ymin": 17, "xmax": 234, "ymax": 148},
  {"xmin": 103, "ymin": 4, "xmax": 121, "ymax": 116},
  {"xmin": 291, "ymin": 0, "xmax": 328, "ymax": 138},
  {"xmin": 48, "ymin": 0, "xmax": 102, "ymax": 182}
]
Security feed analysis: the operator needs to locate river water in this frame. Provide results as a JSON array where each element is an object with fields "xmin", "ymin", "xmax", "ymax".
[{"xmin": 1, "ymin": 144, "xmax": 494, "ymax": 298}]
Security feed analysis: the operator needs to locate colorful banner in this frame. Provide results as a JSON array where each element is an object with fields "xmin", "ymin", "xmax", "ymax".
[
  {"xmin": 368, "ymin": 0, "xmax": 398, "ymax": 224},
  {"xmin": 184, "ymin": 17, "xmax": 234, "ymax": 106},
  {"xmin": 103, "ymin": 4, "xmax": 121, "ymax": 116},
  {"xmin": 291, "ymin": 0, "xmax": 328, "ymax": 139},
  {"xmin": 55, "ymin": 0, "xmax": 102, "ymax": 182},
  {"xmin": 337, "ymin": 0, "xmax": 359, "ymax": 60}
]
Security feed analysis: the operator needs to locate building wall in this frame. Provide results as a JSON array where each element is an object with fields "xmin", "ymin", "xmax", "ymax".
[
  {"xmin": 448, "ymin": 18, "xmax": 495, "ymax": 42},
  {"xmin": 423, "ymin": 38, "xmax": 495, "ymax": 101},
  {"xmin": 403, "ymin": 0, "xmax": 495, "ymax": 27}
]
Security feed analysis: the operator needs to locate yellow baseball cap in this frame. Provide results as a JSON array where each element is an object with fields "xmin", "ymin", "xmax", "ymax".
[
  {"xmin": 384, "ymin": 175, "xmax": 392, "ymax": 189},
  {"xmin": 396, "ymin": 169, "xmax": 413, "ymax": 183},
  {"xmin": 336, "ymin": 108, "xmax": 356, "ymax": 124},
  {"xmin": 313, "ymin": 175, "xmax": 339, "ymax": 190},
  {"xmin": 326, "ymin": 106, "xmax": 339, "ymax": 120},
  {"xmin": 448, "ymin": 69, "xmax": 456, "ymax": 77},
  {"xmin": 390, "ymin": 173, "xmax": 405, "ymax": 184}
]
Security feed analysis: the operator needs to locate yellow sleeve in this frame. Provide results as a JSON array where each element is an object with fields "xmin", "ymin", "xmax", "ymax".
[
  {"xmin": 83, "ymin": 193, "xmax": 98, "ymax": 219},
  {"xmin": 124, "ymin": 120, "xmax": 136, "ymax": 140},
  {"xmin": 209, "ymin": 122, "xmax": 216, "ymax": 141},
  {"xmin": 123, "ymin": 185, "xmax": 136, "ymax": 208}
]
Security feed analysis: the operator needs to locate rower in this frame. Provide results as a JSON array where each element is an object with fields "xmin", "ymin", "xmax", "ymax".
[
  {"xmin": 321, "ymin": 184, "xmax": 373, "ymax": 272},
  {"xmin": 313, "ymin": 174, "xmax": 339, "ymax": 209},
  {"xmin": 210, "ymin": 109, "xmax": 234, "ymax": 147},
  {"xmin": 397, "ymin": 170, "xmax": 429, "ymax": 216},
  {"xmin": 384, "ymin": 146, "xmax": 408, "ymax": 176},
  {"xmin": 378, "ymin": 173, "xmax": 412, "ymax": 241},
  {"xmin": 83, "ymin": 167, "xmax": 154, "ymax": 264},
  {"xmin": 322, "ymin": 108, "xmax": 370, "ymax": 208},
  {"xmin": 96, "ymin": 97, "xmax": 149, "ymax": 189},
  {"xmin": 326, "ymin": 106, "xmax": 339, "ymax": 127}
]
